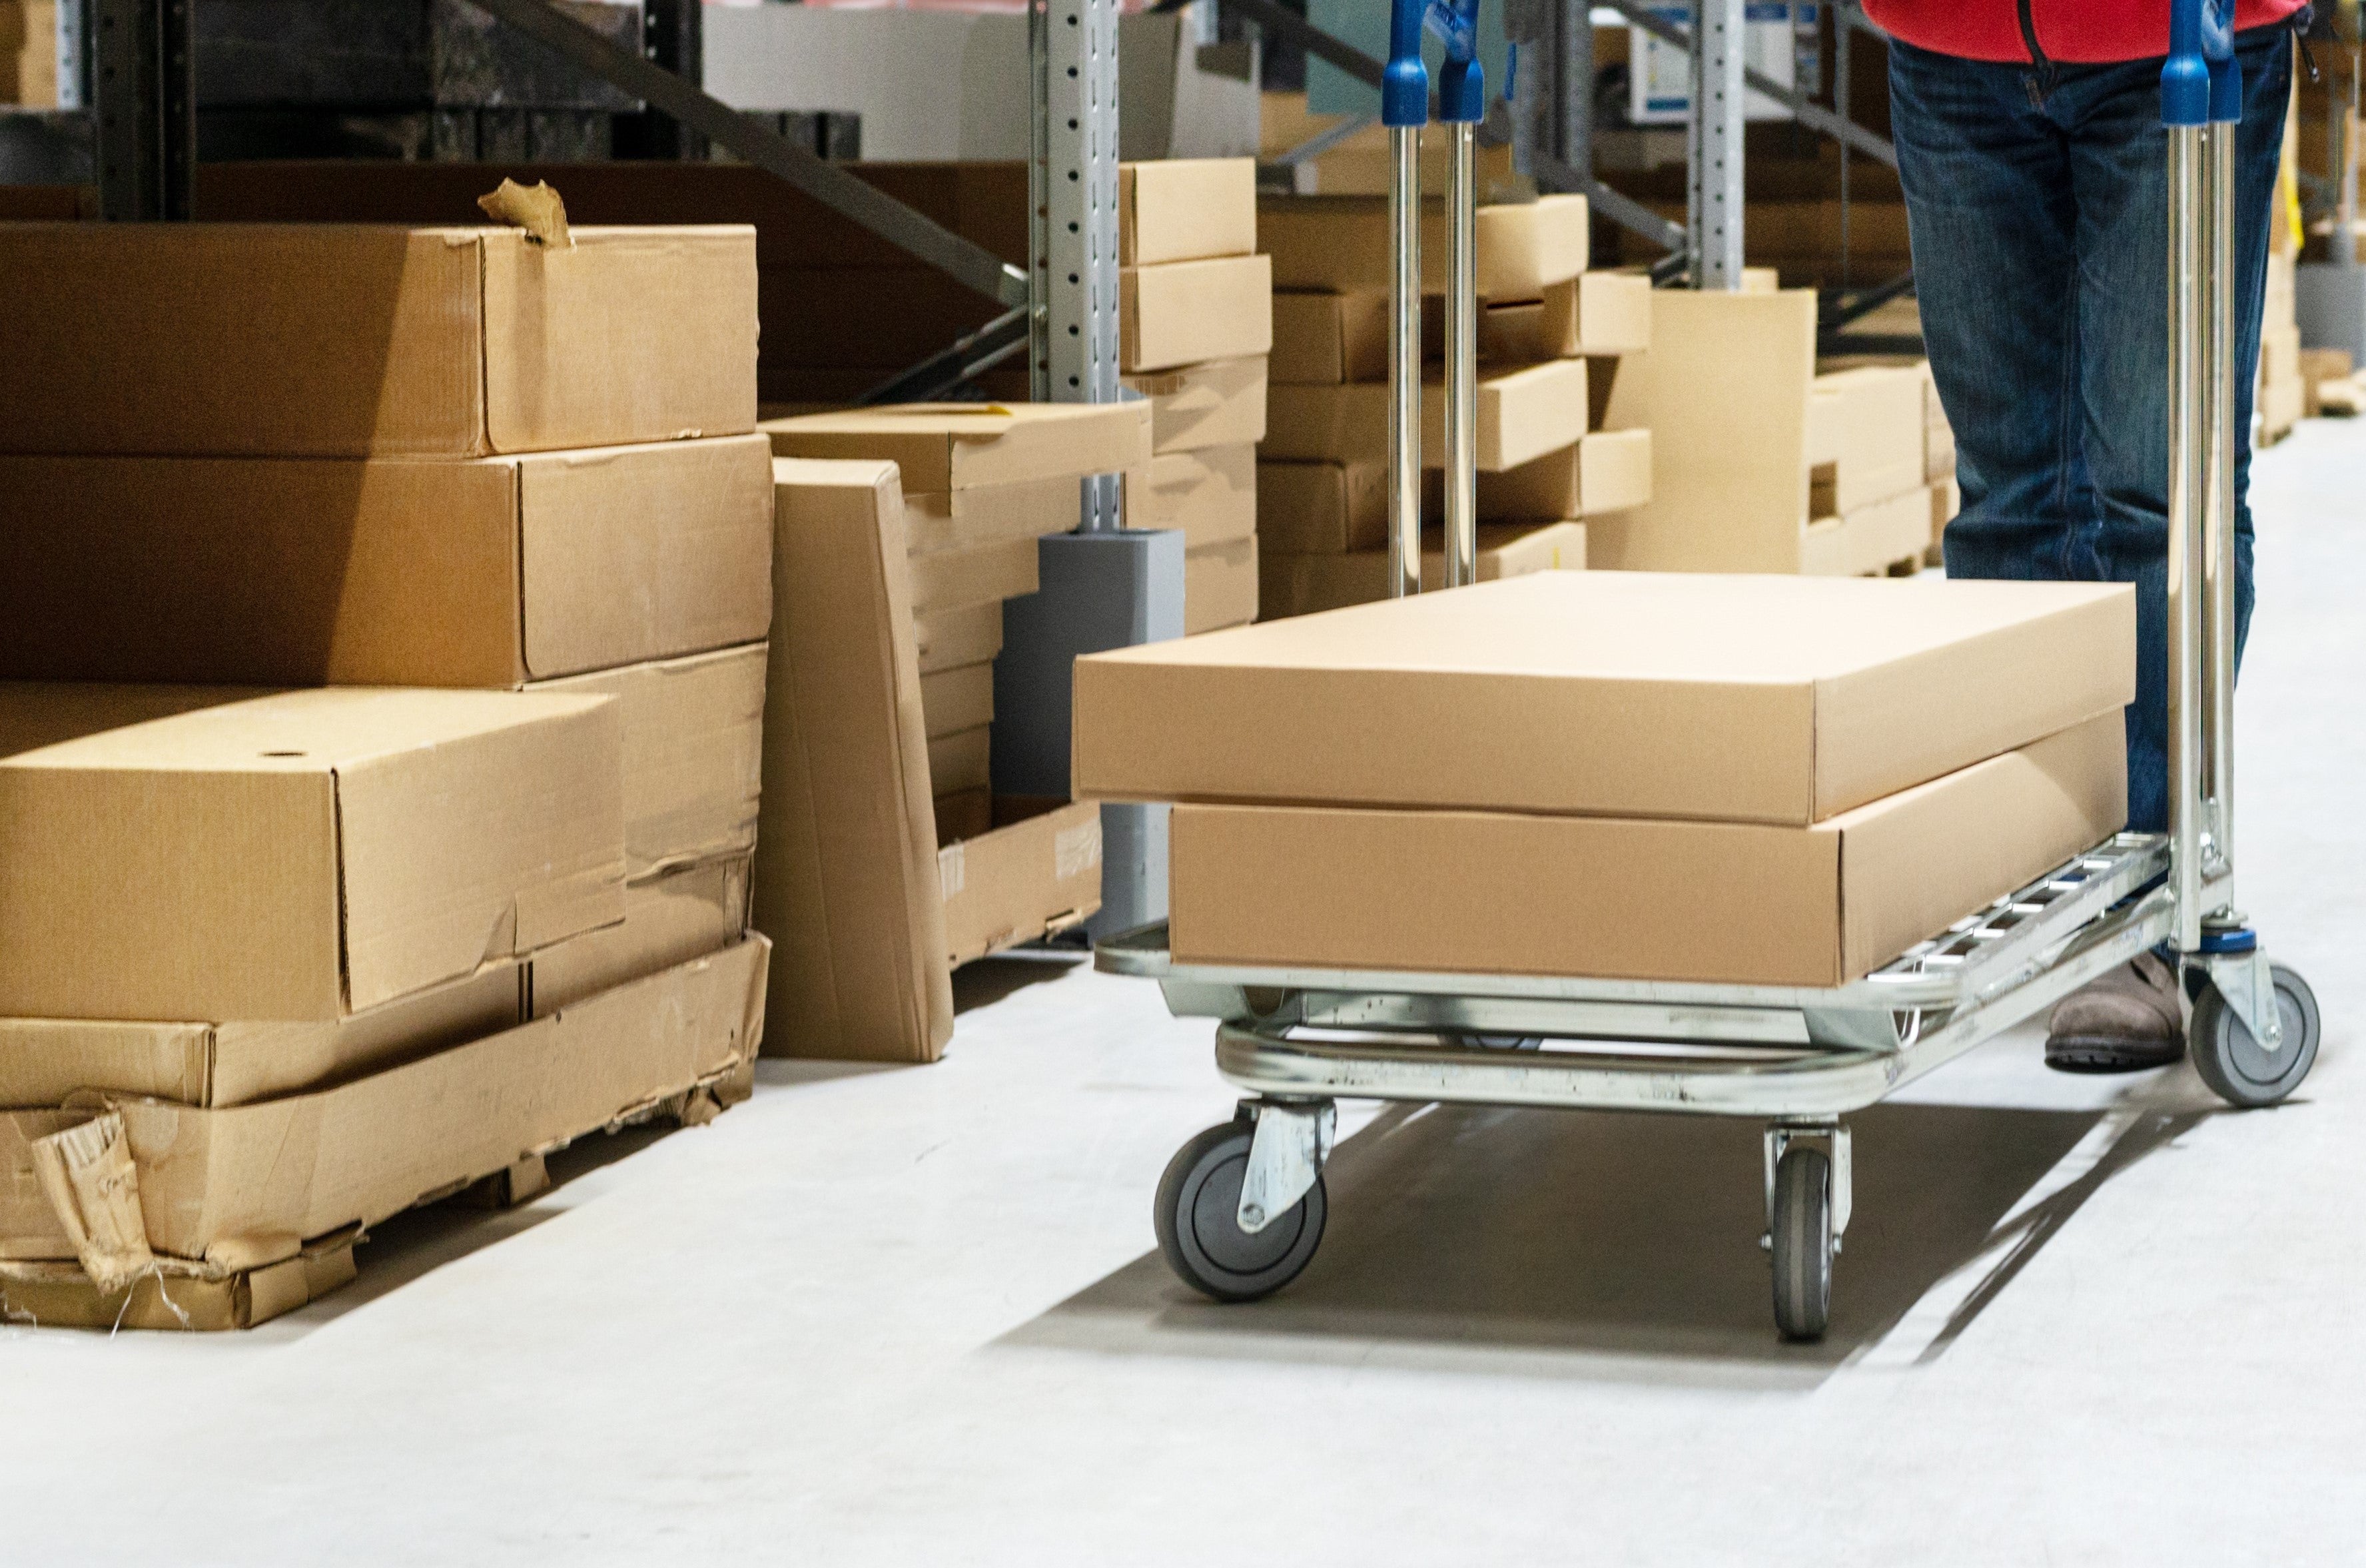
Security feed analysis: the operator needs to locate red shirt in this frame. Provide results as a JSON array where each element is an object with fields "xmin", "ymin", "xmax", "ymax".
[{"xmin": 1864, "ymin": 0, "xmax": 2306, "ymax": 63}]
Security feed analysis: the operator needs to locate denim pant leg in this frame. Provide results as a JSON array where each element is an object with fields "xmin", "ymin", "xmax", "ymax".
[
  {"xmin": 2061, "ymin": 31, "xmax": 2287, "ymax": 833},
  {"xmin": 1888, "ymin": 43, "xmax": 2088, "ymax": 588}
]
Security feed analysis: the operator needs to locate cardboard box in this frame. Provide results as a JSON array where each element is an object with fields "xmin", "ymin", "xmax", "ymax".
[
  {"xmin": 1258, "ymin": 522, "xmax": 1584, "ymax": 620},
  {"xmin": 1801, "ymin": 486, "xmax": 1938, "ymax": 578},
  {"xmin": 528, "ymin": 853, "xmax": 752, "ymax": 1017},
  {"xmin": 920, "ymin": 661, "xmax": 996, "ymax": 739},
  {"xmin": 929, "ymin": 725, "xmax": 992, "ymax": 794},
  {"xmin": 0, "ymin": 437, "xmax": 774, "ymax": 688},
  {"xmin": 908, "ymin": 533, "xmax": 1040, "ymax": 614},
  {"xmin": 755, "ymin": 459, "xmax": 955, "ymax": 1062},
  {"xmin": 1169, "ymin": 713, "xmax": 2126, "ymax": 986},
  {"xmin": 530, "ymin": 645, "xmax": 765, "ymax": 881},
  {"xmin": 0, "ymin": 1244, "xmax": 356, "ymax": 1333},
  {"xmin": 0, "ymin": 223, "xmax": 757, "ymax": 458},
  {"xmin": 1121, "ymin": 254, "xmax": 1276, "ymax": 374},
  {"xmin": 1257, "ymin": 460, "xmax": 1388, "ymax": 554},
  {"xmin": 0, "ymin": 685, "xmax": 624, "ymax": 1021},
  {"xmin": 1271, "ymin": 289, "xmax": 1390, "ymax": 385},
  {"xmin": 1120, "ymin": 355, "xmax": 1269, "ymax": 454},
  {"xmin": 903, "ymin": 474, "xmax": 1081, "ymax": 554},
  {"xmin": 1264, "ymin": 359, "xmax": 1589, "ymax": 472},
  {"xmin": 0, "ymin": 939, "xmax": 767, "ymax": 1271},
  {"xmin": 1073, "ymin": 570, "xmax": 2136, "ymax": 825},
  {"xmin": 1120, "ymin": 158, "xmax": 1258, "ymax": 266},
  {"xmin": 1474, "ymin": 270, "xmax": 1652, "ymax": 362},
  {"xmin": 1808, "ymin": 366, "xmax": 1926, "ymax": 516},
  {"xmin": 933, "ymin": 787, "xmax": 994, "ymax": 846},
  {"xmin": 1187, "ymin": 536, "xmax": 1261, "ymax": 634},
  {"xmin": 0, "ymin": 961, "xmax": 525, "ymax": 1111},
  {"xmin": 914, "ymin": 601, "xmax": 1004, "ymax": 675},
  {"xmin": 1138, "ymin": 444, "xmax": 1257, "ymax": 551},
  {"xmin": 1260, "ymin": 194, "xmax": 1589, "ymax": 300},
  {"xmin": 939, "ymin": 799, "xmax": 1102, "ymax": 966},
  {"xmin": 763, "ymin": 401, "xmax": 1151, "ymax": 490},
  {"xmin": 1468, "ymin": 429, "xmax": 1653, "ymax": 521}
]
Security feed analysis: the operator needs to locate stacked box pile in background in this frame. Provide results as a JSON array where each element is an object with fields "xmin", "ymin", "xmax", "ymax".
[
  {"xmin": 0, "ymin": 217, "xmax": 772, "ymax": 1328},
  {"xmin": 1114, "ymin": 159, "xmax": 1273, "ymax": 635},
  {"xmin": 758, "ymin": 403, "xmax": 1148, "ymax": 1061},
  {"xmin": 0, "ymin": 0, "xmax": 58, "ymax": 107},
  {"xmin": 1252, "ymin": 193, "xmax": 1637, "ymax": 617}
]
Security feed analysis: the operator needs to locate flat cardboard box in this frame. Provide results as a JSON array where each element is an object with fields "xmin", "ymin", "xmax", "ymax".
[
  {"xmin": 1479, "ymin": 271, "xmax": 1654, "ymax": 361},
  {"xmin": 1801, "ymin": 486, "xmax": 1940, "ymax": 578},
  {"xmin": 1258, "ymin": 194, "xmax": 1589, "ymax": 300},
  {"xmin": 0, "ymin": 939, "xmax": 767, "ymax": 1269},
  {"xmin": 1072, "ymin": 570, "xmax": 2136, "ymax": 825},
  {"xmin": 939, "ymin": 799, "xmax": 1102, "ymax": 967},
  {"xmin": 1169, "ymin": 715, "xmax": 2126, "ymax": 986},
  {"xmin": 755, "ymin": 459, "xmax": 954, "ymax": 1062},
  {"xmin": 530, "ymin": 645, "xmax": 765, "ymax": 881},
  {"xmin": 920, "ymin": 661, "xmax": 996, "ymax": 739},
  {"xmin": 0, "ymin": 1244, "xmax": 356, "ymax": 1332},
  {"xmin": 763, "ymin": 402, "xmax": 1151, "ymax": 490},
  {"xmin": 1264, "ymin": 359, "xmax": 1589, "ymax": 472},
  {"xmin": 1120, "ymin": 355, "xmax": 1269, "ymax": 454},
  {"xmin": 1121, "ymin": 254, "xmax": 1275, "ymax": 373},
  {"xmin": 1808, "ymin": 366, "xmax": 1926, "ymax": 516},
  {"xmin": 0, "ymin": 961, "xmax": 526, "ymax": 1111},
  {"xmin": 0, "ymin": 437, "xmax": 775, "ymax": 688},
  {"xmin": 1258, "ymin": 522, "xmax": 1584, "ymax": 620},
  {"xmin": 908, "ymin": 533, "xmax": 1040, "ymax": 614},
  {"xmin": 1120, "ymin": 159, "xmax": 1258, "ymax": 266},
  {"xmin": 1186, "ymin": 536, "xmax": 1261, "ymax": 634},
  {"xmin": 1257, "ymin": 460, "xmax": 1388, "ymax": 554},
  {"xmin": 1469, "ymin": 430, "xmax": 1653, "ymax": 522},
  {"xmin": 1138, "ymin": 444, "xmax": 1257, "ymax": 551},
  {"xmin": 528, "ymin": 853, "xmax": 751, "ymax": 1017},
  {"xmin": 0, "ymin": 685, "xmax": 624, "ymax": 1021},
  {"xmin": 913, "ymin": 601, "xmax": 1004, "ymax": 675},
  {"xmin": 902, "ymin": 474, "xmax": 1081, "ymax": 554},
  {"xmin": 0, "ymin": 223, "xmax": 757, "ymax": 458},
  {"xmin": 929, "ymin": 725, "xmax": 992, "ymax": 794},
  {"xmin": 1271, "ymin": 289, "xmax": 1390, "ymax": 385}
]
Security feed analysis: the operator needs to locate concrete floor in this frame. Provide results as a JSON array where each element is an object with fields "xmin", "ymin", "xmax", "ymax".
[{"xmin": 9, "ymin": 419, "xmax": 2363, "ymax": 1565}]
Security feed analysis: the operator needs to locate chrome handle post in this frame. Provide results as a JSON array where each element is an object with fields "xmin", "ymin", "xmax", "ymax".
[
  {"xmin": 1388, "ymin": 125, "xmax": 1423, "ymax": 599},
  {"xmin": 2166, "ymin": 122, "xmax": 2208, "ymax": 953},
  {"xmin": 2201, "ymin": 116, "xmax": 2238, "ymax": 891},
  {"xmin": 1443, "ymin": 120, "xmax": 1479, "ymax": 589}
]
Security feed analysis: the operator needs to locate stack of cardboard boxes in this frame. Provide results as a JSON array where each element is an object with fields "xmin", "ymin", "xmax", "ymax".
[
  {"xmin": 757, "ymin": 402, "xmax": 1150, "ymax": 1061},
  {"xmin": 1806, "ymin": 362, "xmax": 1958, "ymax": 574},
  {"xmin": 1114, "ymin": 159, "xmax": 1275, "ymax": 635},
  {"xmin": 1073, "ymin": 572, "xmax": 2134, "ymax": 988},
  {"xmin": 1253, "ymin": 193, "xmax": 1648, "ymax": 617},
  {"xmin": 0, "ymin": 216, "xmax": 772, "ymax": 1328}
]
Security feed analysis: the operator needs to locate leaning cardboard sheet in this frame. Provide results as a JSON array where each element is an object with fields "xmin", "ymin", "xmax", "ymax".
[{"xmin": 1074, "ymin": 571, "xmax": 2136, "ymax": 986}]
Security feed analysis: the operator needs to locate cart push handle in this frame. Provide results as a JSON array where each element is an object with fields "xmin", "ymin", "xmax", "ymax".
[
  {"xmin": 1382, "ymin": 0, "xmax": 1487, "ymax": 602},
  {"xmin": 2162, "ymin": 0, "xmax": 2241, "ymax": 127}
]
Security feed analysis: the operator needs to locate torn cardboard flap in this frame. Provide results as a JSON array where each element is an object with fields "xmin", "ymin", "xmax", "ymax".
[
  {"xmin": 28, "ymin": 1112, "xmax": 155, "ymax": 1294},
  {"xmin": 477, "ymin": 178, "xmax": 574, "ymax": 249}
]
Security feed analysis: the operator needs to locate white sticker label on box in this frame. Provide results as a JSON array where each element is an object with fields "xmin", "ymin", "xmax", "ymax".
[
  {"xmin": 1054, "ymin": 817, "xmax": 1103, "ymax": 881},
  {"xmin": 939, "ymin": 842, "xmax": 966, "ymax": 899}
]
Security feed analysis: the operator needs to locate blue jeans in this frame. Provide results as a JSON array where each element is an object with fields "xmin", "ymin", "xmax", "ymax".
[{"xmin": 1888, "ymin": 30, "xmax": 2291, "ymax": 833}]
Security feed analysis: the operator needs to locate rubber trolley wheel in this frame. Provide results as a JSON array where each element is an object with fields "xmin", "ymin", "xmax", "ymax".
[
  {"xmin": 1154, "ymin": 1120, "xmax": 1326, "ymax": 1302},
  {"xmin": 1770, "ymin": 1145, "xmax": 1833, "ymax": 1342},
  {"xmin": 2190, "ymin": 963, "xmax": 2320, "ymax": 1110}
]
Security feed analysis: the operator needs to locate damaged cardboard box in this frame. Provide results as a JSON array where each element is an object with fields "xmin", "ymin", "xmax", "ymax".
[
  {"xmin": 0, "ymin": 683, "xmax": 624, "ymax": 1021},
  {"xmin": 0, "ymin": 436, "xmax": 775, "ymax": 687},
  {"xmin": 1170, "ymin": 715, "xmax": 2126, "ymax": 986},
  {"xmin": 0, "ymin": 222, "xmax": 757, "ymax": 458},
  {"xmin": 1073, "ymin": 570, "xmax": 2136, "ymax": 824}
]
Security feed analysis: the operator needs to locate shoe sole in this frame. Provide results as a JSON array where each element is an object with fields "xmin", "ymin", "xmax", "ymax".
[{"xmin": 2045, "ymin": 1037, "xmax": 2184, "ymax": 1074}]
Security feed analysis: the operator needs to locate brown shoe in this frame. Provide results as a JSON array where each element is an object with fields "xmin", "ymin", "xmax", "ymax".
[{"xmin": 2045, "ymin": 952, "xmax": 2187, "ymax": 1073}]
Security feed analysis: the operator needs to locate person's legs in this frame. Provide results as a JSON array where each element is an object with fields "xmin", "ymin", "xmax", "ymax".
[{"xmin": 1888, "ymin": 42, "xmax": 2085, "ymax": 585}]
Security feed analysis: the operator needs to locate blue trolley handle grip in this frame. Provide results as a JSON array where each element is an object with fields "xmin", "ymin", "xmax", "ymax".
[
  {"xmin": 1383, "ymin": 0, "xmax": 1487, "ymax": 127},
  {"xmin": 2163, "ymin": 0, "xmax": 2241, "ymax": 127}
]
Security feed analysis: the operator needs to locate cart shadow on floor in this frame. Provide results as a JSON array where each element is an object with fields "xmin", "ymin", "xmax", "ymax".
[{"xmin": 1005, "ymin": 1095, "xmax": 2205, "ymax": 1382}]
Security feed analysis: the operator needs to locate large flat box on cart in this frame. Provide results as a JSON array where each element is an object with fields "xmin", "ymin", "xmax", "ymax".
[
  {"xmin": 0, "ymin": 684, "xmax": 623, "ymax": 1021},
  {"xmin": 1170, "ymin": 715, "xmax": 2127, "ymax": 986},
  {"xmin": 1074, "ymin": 572, "xmax": 2136, "ymax": 824},
  {"xmin": 762, "ymin": 402, "xmax": 1151, "ymax": 492},
  {"xmin": 0, "ymin": 939, "xmax": 768, "ymax": 1323},
  {"xmin": 1259, "ymin": 194, "xmax": 1589, "ymax": 300},
  {"xmin": 0, "ymin": 223, "xmax": 757, "ymax": 458},
  {"xmin": 0, "ymin": 436, "xmax": 774, "ymax": 688}
]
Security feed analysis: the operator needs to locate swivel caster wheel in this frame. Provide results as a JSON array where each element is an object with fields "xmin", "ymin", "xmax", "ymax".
[
  {"xmin": 2191, "ymin": 963, "xmax": 2320, "ymax": 1109},
  {"xmin": 1154, "ymin": 1119, "xmax": 1326, "ymax": 1302},
  {"xmin": 1769, "ymin": 1145, "xmax": 1833, "ymax": 1342}
]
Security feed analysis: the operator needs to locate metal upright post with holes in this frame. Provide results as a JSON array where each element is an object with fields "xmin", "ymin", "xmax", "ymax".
[
  {"xmin": 1685, "ymin": 0, "xmax": 1745, "ymax": 288},
  {"xmin": 92, "ymin": 0, "xmax": 194, "ymax": 220}
]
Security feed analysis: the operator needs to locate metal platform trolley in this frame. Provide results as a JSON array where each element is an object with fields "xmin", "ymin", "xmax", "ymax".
[{"xmin": 1097, "ymin": 0, "xmax": 2323, "ymax": 1340}]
